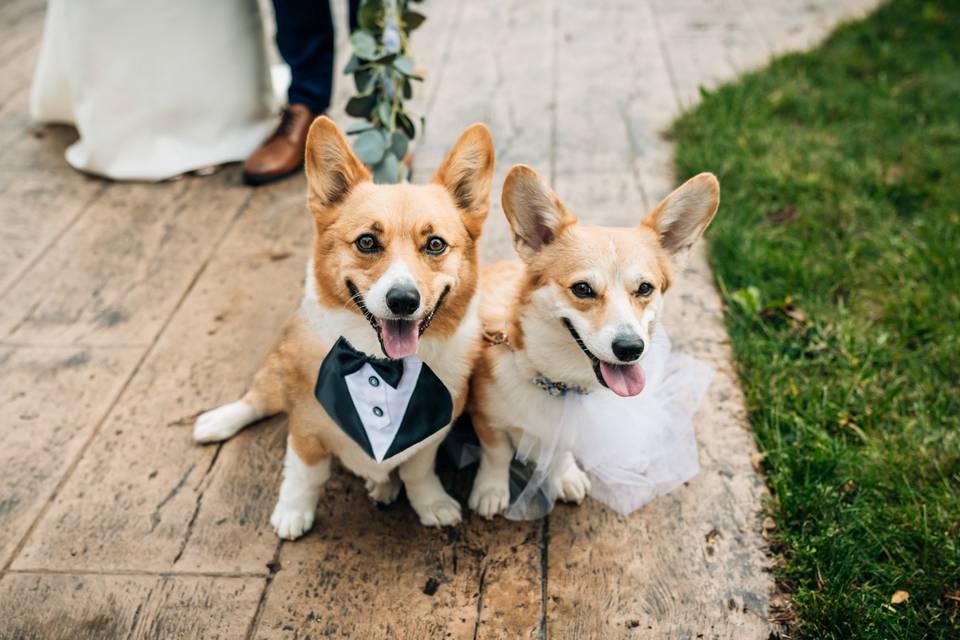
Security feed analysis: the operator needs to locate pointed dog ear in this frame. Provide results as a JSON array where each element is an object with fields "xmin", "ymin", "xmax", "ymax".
[
  {"xmin": 642, "ymin": 173, "xmax": 720, "ymax": 263},
  {"xmin": 431, "ymin": 123, "xmax": 494, "ymax": 237},
  {"xmin": 304, "ymin": 116, "xmax": 371, "ymax": 215},
  {"xmin": 501, "ymin": 164, "xmax": 576, "ymax": 260}
]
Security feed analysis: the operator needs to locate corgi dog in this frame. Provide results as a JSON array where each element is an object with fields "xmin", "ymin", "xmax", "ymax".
[
  {"xmin": 467, "ymin": 165, "xmax": 719, "ymax": 518},
  {"xmin": 193, "ymin": 116, "xmax": 494, "ymax": 537}
]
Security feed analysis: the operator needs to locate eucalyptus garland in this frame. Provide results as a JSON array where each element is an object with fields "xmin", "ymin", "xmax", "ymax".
[{"xmin": 344, "ymin": 0, "xmax": 426, "ymax": 183}]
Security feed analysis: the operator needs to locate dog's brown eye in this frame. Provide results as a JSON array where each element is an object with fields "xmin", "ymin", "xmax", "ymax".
[
  {"xmin": 355, "ymin": 234, "xmax": 380, "ymax": 254},
  {"xmin": 571, "ymin": 282, "xmax": 596, "ymax": 299},
  {"xmin": 424, "ymin": 236, "xmax": 447, "ymax": 255},
  {"xmin": 636, "ymin": 282, "xmax": 654, "ymax": 297}
]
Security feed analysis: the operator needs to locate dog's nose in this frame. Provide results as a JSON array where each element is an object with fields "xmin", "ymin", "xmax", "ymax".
[
  {"xmin": 611, "ymin": 335, "xmax": 645, "ymax": 362},
  {"xmin": 385, "ymin": 285, "xmax": 420, "ymax": 316}
]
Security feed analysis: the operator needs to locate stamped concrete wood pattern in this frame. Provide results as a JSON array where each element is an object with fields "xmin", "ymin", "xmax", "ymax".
[{"xmin": 0, "ymin": 0, "xmax": 877, "ymax": 638}]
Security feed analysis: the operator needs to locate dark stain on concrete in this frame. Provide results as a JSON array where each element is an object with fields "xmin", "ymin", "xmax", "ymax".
[
  {"xmin": 0, "ymin": 494, "xmax": 21, "ymax": 518},
  {"xmin": 61, "ymin": 352, "xmax": 90, "ymax": 369},
  {"xmin": 94, "ymin": 307, "xmax": 127, "ymax": 327}
]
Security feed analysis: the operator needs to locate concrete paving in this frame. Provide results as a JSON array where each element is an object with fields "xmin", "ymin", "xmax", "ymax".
[{"xmin": 0, "ymin": 0, "xmax": 877, "ymax": 637}]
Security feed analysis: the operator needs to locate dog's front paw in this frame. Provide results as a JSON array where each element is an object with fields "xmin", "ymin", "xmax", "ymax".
[
  {"xmin": 365, "ymin": 476, "xmax": 402, "ymax": 505},
  {"xmin": 409, "ymin": 491, "xmax": 462, "ymax": 527},
  {"xmin": 270, "ymin": 503, "xmax": 315, "ymax": 540},
  {"xmin": 469, "ymin": 479, "xmax": 510, "ymax": 519},
  {"xmin": 417, "ymin": 496, "xmax": 462, "ymax": 527},
  {"xmin": 554, "ymin": 463, "xmax": 591, "ymax": 504},
  {"xmin": 193, "ymin": 402, "xmax": 257, "ymax": 443}
]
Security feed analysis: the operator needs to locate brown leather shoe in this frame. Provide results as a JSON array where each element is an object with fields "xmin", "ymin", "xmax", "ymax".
[{"xmin": 243, "ymin": 104, "xmax": 316, "ymax": 186}]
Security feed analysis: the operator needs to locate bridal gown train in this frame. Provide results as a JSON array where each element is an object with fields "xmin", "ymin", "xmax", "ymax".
[{"xmin": 30, "ymin": 0, "xmax": 278, "ymax": 181}]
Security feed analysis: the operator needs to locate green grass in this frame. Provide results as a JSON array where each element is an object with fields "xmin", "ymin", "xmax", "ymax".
[{"xmin": 671, "ymin": 1, "xmax": 960, "ymax": 638}]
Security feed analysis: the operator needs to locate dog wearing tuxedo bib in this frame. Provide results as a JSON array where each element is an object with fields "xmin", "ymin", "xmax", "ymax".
[{"xmin": 193, "ymin": 116, "xmax": 494, "ymax": 537}]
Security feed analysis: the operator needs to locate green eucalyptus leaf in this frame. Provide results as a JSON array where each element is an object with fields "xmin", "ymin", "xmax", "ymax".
[
  {"xmin": 390, "ymin": 132, "xmax": 409, "ymax": 159},
  {"xmin": 354, "ymin": 129, "xmax": 387, "ymax": 165},
  {"xmin": 397, "ymin": 111, "xmax": 416, "ymax": 139},
  {"xmin": 384, "ymin": 72, "xmax": 398, "ymax": 100},
  {"xmin": 345, "ymin": 94, "xmax": 377, "ymax": 118},
  {"xmin": 403, "ymin": 10, "xmax": 426, "ymax": 31},
  {"xmin": 354, "ymin": 68, "xmax": 377, "ymax": 94},
  {"xmin": 397, "ymin": 163, "xmax": 409, "ymax": 182},
  {"xmin": 377, "ymin": 100, "xmax": 394, "ymax": 128},
  {"xmin": 351, "ymin": 30, "xmax": 378, "ymax": 60},
  {"xmin": 346, "ymin": 121, "xmax": 376, "ymax": 135},
  {"xmin": 393, "ymin": 56, "xmax": 417, "ymax": 76},
  {"xmin": 381, "ymin": 18, "xmax": 402, "ymax": 54},
  {"xmin": 347, "ymin": 1, "xmax": 425, "ymax": 171},
  {"xmin": 357, "ymin": 0, "xmax": 384, "ymax": 31},
  {"xmin": 343, "ymin": 54, "xmax": 362, "ymax": 74},
  {"xmin": 372, "ymin": 152, "xmax": 400, "ymax": 184}
]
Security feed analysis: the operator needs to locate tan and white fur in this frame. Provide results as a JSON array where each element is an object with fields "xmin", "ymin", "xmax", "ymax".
[
  {"xmin": 467, "ymin": 165, "xmax": 719, "ymax": 518},
  {"xmin": 193, "ymin": 116, "xmax": 494, "ymax": 537}
]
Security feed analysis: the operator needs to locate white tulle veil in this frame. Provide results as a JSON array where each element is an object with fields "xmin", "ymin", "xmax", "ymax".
[{"xmin": 505, "ymin": 323, "xmax": 713, "ymax": 520}]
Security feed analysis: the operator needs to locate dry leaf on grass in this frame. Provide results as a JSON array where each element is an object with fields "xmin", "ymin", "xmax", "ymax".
[
  {"xmin": 760, "ymin": 303, "xmax": 810, "ymax": 334},
  {"xmin": 784, "ymin": 305, "xmax": 808, "ymax": 324},
  {"xmin": 765, "ymin": 206, "xmax": 798, "ymax": 224},
  {"xmin": 839, "ymin": 418, "xmax": 868, "ymax": 442},
  {"xmin": 891, "ymin": 590, "xmax": 909, "ymax": 604}
]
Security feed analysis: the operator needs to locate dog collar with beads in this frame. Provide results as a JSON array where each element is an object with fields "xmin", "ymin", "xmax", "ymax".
[
  {"xmin": 481, "ymin": 327, "xmax": 591, "ymax": 396},
  {"xmin": 530, "ymin": 375, "xmax": 592, "ymax": 397}
]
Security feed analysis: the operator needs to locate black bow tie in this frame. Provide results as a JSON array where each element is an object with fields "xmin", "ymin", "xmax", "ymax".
[{"xmin": 330, "ymin": 337, "xmax": 405, "ymax": 388}]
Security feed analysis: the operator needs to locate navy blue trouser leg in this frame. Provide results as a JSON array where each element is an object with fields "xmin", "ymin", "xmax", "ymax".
[{"xmin": 272, "ymin": 0, "xmax": 361, "ymax": 115}]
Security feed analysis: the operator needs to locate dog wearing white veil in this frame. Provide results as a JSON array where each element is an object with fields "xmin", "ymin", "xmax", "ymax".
[{"xmin": 467, "ymin": 166, "xmax": 719, "ymax": 519}]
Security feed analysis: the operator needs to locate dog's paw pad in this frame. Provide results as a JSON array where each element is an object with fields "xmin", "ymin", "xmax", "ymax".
[
  {"xmin": 468, "ymin": 484, "xmax": 510, "ymax": 519},
  {"xmin": 416, "ymin": 496, "xmax": 462, "ymax": 527},
  {"xmin": 270, "ymin": 504, "xmax": 315, "ymax": 540},
  {"xmin": 193, "ymin": 402, "xmax": 256, "ymax": 443},
  {"xmin": 365, "ymin": 477, "xmax": 401, "ymax": 505},
  {"xmin": 556, "ymin": 465, "xmax": 591, "ymax": 504}
]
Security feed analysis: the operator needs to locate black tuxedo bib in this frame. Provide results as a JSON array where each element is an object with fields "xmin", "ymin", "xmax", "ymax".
[{"xmin": 314, "ymin": 338, "xmax": 454, "ymax": 462}]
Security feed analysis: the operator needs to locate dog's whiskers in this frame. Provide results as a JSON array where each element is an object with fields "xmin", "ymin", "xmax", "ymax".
[{"xmin": 343, "ymin": 291, "xmax": 363, "ymax": 312}]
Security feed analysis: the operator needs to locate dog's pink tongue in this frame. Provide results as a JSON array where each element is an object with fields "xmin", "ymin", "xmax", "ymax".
[
  {"xmin": 381, "ymin": 319, "xmax": 419, "ymax": 359},
  {"xmin": 599, "ymin": 362, "xmax": 646, "ymax": 397}
]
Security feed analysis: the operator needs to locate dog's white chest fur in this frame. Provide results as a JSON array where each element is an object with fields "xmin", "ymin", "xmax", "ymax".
[{"xmin": 486, "ymin": 350, "xmax": 566, "ymax": 453}]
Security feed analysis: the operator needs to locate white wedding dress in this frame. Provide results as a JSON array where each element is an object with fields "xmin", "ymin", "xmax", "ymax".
[{"xmin": 30, "ymin": 0, "xmax": 278, "ymax": 181}]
